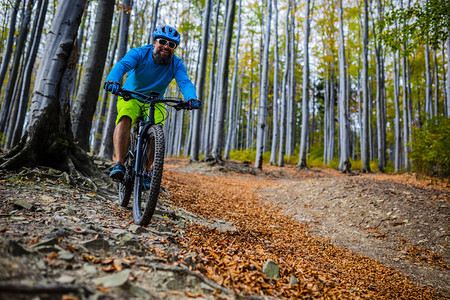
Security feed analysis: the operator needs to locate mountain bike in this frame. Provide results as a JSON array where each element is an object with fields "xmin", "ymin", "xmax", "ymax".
[{"xmin": 116, "ymin": 88, "xmax": 192, "ymax": 226}]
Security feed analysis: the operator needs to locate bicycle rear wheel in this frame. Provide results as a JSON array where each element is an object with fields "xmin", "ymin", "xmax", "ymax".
[
  {"xmin": 133, "ymin": 125, "xmax": 165, "ymax": 225},
  {"xmin": 118, "ymin": 126, "xmax": 137, "ymax": 207}
]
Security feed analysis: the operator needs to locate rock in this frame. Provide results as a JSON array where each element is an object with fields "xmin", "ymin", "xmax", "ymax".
[
  {"xmin": 130, "ymin": 286, "xmax": 152, "ymax": 299},
  {"xmin": 111, "ymin": 228, "xmax": 128, "ymax": 237},
  {"xmin": 289, "ymin": 276, "xmax": 299, "ymax": 285},
  {"xmin": 64, "ymin": 206, "xmax": 80, "ymax": 216},
  {"xmin": 82, "ymin": 238, "xmax": 110, "ymax": 251},
  {"xmin": 156, "ymin": 224, "xmax": 172, "ymax": 233},
  {"xmin": 121, "ymin": 233, "xmax": 141, "ymax": 249},
  {"xmin": 262, "ymin": 260, "xmax": 280, "ymax": 279},
  {"xmin": 57, "ymin": 275, "xmax": 76, "ymax": 284},
  {"xmin": 30, "ymin": 237, "xmax": 59, "ymax": 252},
  {"xmin": 129, "ymin": 224, "xmax": 146, "ymax": 234},
  {"xmin": 13, "ymin": 199, "xmax": 36, "ymax": 211},
  {"xmin": 83, "ymin": 264, "xmax": 98, "ymax": 275},
  {"xmin": 5, "ymin": 240, "xmax": 31, "ymax": 256},
  {"xmin": 58, "ymin": 251, "xmax": 74, "ymax": 261},
  {"xmin": 36, "ymin": 260, "xmax": 46, "ymax": 270},
  {"xmin": 31, "ymin": 237, "xmax": 59, "ymax": 248},
  {"xmin": 93, "ymin": 269, "xmax": 131, "ymax": 287}
]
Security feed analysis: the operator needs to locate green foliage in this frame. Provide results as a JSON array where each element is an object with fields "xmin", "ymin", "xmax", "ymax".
[
  {"xmin": 378, "ymin": 0, "xmax": 450, "ymax": 54},
  {"xmin": 410, "ymin": 117, "xmax": 450, "ymax": 178}
]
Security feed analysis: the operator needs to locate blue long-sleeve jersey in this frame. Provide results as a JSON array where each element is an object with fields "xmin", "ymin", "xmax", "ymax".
[{"xmin": 106, "ymin": 44, "xmax": 197, "ymax": 100}]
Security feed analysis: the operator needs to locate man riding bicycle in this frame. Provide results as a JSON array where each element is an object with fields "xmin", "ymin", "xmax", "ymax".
[{"xmin": 104, "ymin": 25, "xmax": 201, "ymax": 182}]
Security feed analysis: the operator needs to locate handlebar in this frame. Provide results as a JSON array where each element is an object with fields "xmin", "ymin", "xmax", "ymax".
[{"xmin": 118, "ymin": 88, "xmax": 194, "ymax": 111}]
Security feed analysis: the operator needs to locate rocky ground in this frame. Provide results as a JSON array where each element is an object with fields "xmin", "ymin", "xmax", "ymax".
[{"xmin": 0, "ymin": 158, "xmax": 448, "ymax": 299}]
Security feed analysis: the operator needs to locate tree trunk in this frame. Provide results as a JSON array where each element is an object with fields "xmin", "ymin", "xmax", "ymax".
[
  {"xmin": 447, "ymin": 36, "xmax": 450, "ymax": 117},
  {"xmin": 0, "ymin": 0, "xmax": 21, "ymax": 93},
  {"xmin": 8, "ymin": 0, "xmax": 48, "ymax": 148},
  {"xmin": 433, "ymin": 50, "xmax": 439, "ymax": 117},
  {"xmin": 0, "ymin": 0, "xmax": 33, "ymax": 136},
  {"xmin": 337, "ymin": 0, "xmax": 351, "ymax": 172},
  {"xmin": 255, "ymin": 0, "xmax": 272, "ymax": 169},
  {"xmin": 402, "ymin": 53, "xmax": 410, "ymax": 171},
  {"xmin": 361, "ymin": 0, "xmax": 371, "ymax": 173},
  {"xmin": 147, "ymin": 0, "xmax": 160, "ymax": 44},
  {"xmin": 393, "ymin": 51, "xmax": 401, "ymax": 172},
  {"xmin": 373, "ymin": 0, "xmax": 385, "ymax": 172},
  {"xmin": 278, "ymin": 4, "xmax": 290, "ymax": 167},
  {"xmin": 328, "ymin": 70, "xmax": 336, "ymax": 164},
  {"xmin": 190, "ymin": 0, "xmax": 211, "ymax": 161},
  {"xmin": 203, "ymin": 0, "xmax": 221, "ymax": 159},
  {"xmin": 1, "ymin": 0, "xmax": 94, "ymax": 175},
  {"xmin": 269, "ymin": 0, "xmax": 279, "ymax": 165},
  {"xmin": 211, "ymin": 0, "xmax": 236, "ymax": 161},
  {"xmin": 286, "ymin": 2, "xmax": 296, "ymax": 158},
  {"xmin": 99, "ymin": 0, "xmax": 132, "ymax": 159},
  {"xmin": 425, "ymin": 44, "xmax": 432, "ymax": 118},
  {"xmin": 297, "ymin": 0, "xmax": 310, "ymax": 169},
  {"xmin": 224, "ymin": 0, "xmax": 242, "ymax": 160},
  {"xmin": 72, "ymin": 0, "xmax": 115, "ymax": 152},
  {"xmin": 92, "ymin": 17, "xmax": 120, "ymax": 155}
]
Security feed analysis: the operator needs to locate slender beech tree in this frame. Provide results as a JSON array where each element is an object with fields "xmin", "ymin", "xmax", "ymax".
[
  {"xmin": 361, "ymin": 0, "xmax": 371, "ymax": 173},
  {"xmin": 0, "ymin": 0, "xmax": 94, "ymax": 175},
  {"xmin": 433, "ymin": 49, "xmax": 439, "ymax": 117},
  {"xmin": 393, "ymin": 50, "xmax": 401, "ymax": 172},
  {"xmin": 92, "ymin": 17, "xmax": 120, "ymax": 155},
  {"xmin": 99, "ymin": 0, "xmax": 132, "ymax": 159},
  {"xmin": 447, "ymin": 36, "xmax": 450, "ymax": 117},
  {"xmin": 224, "ymin": 0, "xmax": 242, "ymax": 159},
  {"xmin": 425, "ymin": 44, "xmax": 432, "ymax": 117},
  {"xmin": 8, "ymin": 0, "xmax": 48, "ymax": 148},
  {"xmin": 203, "ymin": 0, "xmax": 221, "ymax": 159},
  {"xmin": 0, "ymin": 0, "xmax": 21, "ymax": 94},
  {"xmin": 72, "ymin": 0, "xmax": 115, "ymax": 152},
  {"xmin": 373, "ymin": 0, "xmax": 386, "ymax": 172},
  {"xmin": 278, "ymin": 3, "xmax": 290, "ymax": 167},
  {"xmin": 0, "ymin": 0, "xmax": 33, "ymax": 137},
  {"xmin": 255, "ymin": 0, "xmax": 272, "ymax": 169},
  {"xmin": 147, "ymin": 0, "xmax": 160, "ymax": 44},
  {"xmin": 337, "ymin": 0, "xmax": 351, "ymax": 172},
  {"xmin": 298, "ymin": 0, "xmax": 311, "ymax": 169},
  {"xmin": 269, "ymin": 0, "xmax": 279, "ymax": 165},
  {"xmin": 286, "ymin": 1, "xmax": 296, "ymax": 157},
  {"xmin": 190, "ymin": 0, "xmax": 212, "ymax": 161},
  {"xmin": 211, "ymin": 0, "xmax": 236, "ymax": 161}
]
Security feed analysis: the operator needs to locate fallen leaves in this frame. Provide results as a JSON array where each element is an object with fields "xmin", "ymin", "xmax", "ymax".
[{"xmin": 165, "ymin": 169, "xmax": 442, "ymax": 299}]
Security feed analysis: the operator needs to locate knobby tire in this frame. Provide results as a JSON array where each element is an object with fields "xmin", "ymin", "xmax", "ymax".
[{"xmin": 133, "ymin": 125, "xmax": 165, "ymax": 225}]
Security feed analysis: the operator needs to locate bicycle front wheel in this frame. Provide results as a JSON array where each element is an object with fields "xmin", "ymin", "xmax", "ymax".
[{"xmin": 133, "ymin": 125, "xmax": 165, "ymax": 225}]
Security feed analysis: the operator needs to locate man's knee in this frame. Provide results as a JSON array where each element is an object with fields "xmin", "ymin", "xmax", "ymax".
[{"xmin": 117, "ymin": 116, "xmax": 132, "ymax": 129}]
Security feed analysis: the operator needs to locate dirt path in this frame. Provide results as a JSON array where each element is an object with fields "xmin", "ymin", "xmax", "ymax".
[
  {"xmin": 0, "ymin": 158, "xmax": 448, "ymax": 299},
  {"xmin": 261, "ymin": 170, "xmax": 450, "ymax": 294},
  {"xmin": 168, "ymin": 159, "xmax": 449, "ymax": 297}
]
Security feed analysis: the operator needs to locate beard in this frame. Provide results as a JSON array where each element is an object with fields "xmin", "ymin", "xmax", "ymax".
[{"xmin": 153, "ymin": 46, "xmax": 173, "ymax": 65}]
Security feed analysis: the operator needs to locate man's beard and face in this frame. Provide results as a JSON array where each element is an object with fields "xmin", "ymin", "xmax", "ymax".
[{"xmin": 153, "ymin": 41, "xmax": 174, "ymax": 65}]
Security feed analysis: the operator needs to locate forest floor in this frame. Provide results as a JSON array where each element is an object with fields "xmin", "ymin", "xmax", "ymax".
[{"xmin": 0, "ymin": 157, "xmax": 449, "ymax": 299}]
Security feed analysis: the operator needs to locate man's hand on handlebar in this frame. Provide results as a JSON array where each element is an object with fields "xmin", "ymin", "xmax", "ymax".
[
  {"xmin": 104, "ymin": 81, "xmax": 121, "ymax": 95},
  {"xmin": 188, "ymin": 99, "xmax": 202, "ymax": 110}
]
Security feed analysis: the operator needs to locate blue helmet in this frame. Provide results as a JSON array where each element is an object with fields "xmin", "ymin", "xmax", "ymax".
[{"xmin": 153, "ymin": 25, "xmax": 180, "ymax": 45}]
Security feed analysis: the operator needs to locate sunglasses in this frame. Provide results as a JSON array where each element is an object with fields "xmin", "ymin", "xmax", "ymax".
[{"xmin": 157, "ymin": 38, "xmax": 177, "ymax": 49}]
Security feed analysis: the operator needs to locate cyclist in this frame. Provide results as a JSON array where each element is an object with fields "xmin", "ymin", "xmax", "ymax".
[{"xmin": 104, "ymin": 25, "xmax": 201, "ymax": 182}]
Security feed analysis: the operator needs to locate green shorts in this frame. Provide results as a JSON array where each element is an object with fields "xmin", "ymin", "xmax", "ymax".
[{"xmin": 116, "ymin": 96, "xmax": 166, "ymax": 126}]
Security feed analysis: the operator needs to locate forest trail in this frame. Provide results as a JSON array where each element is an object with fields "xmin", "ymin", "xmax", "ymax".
[{"xmin": 0, "ymin": 158, "xmax": 449, "ymax": 299}]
